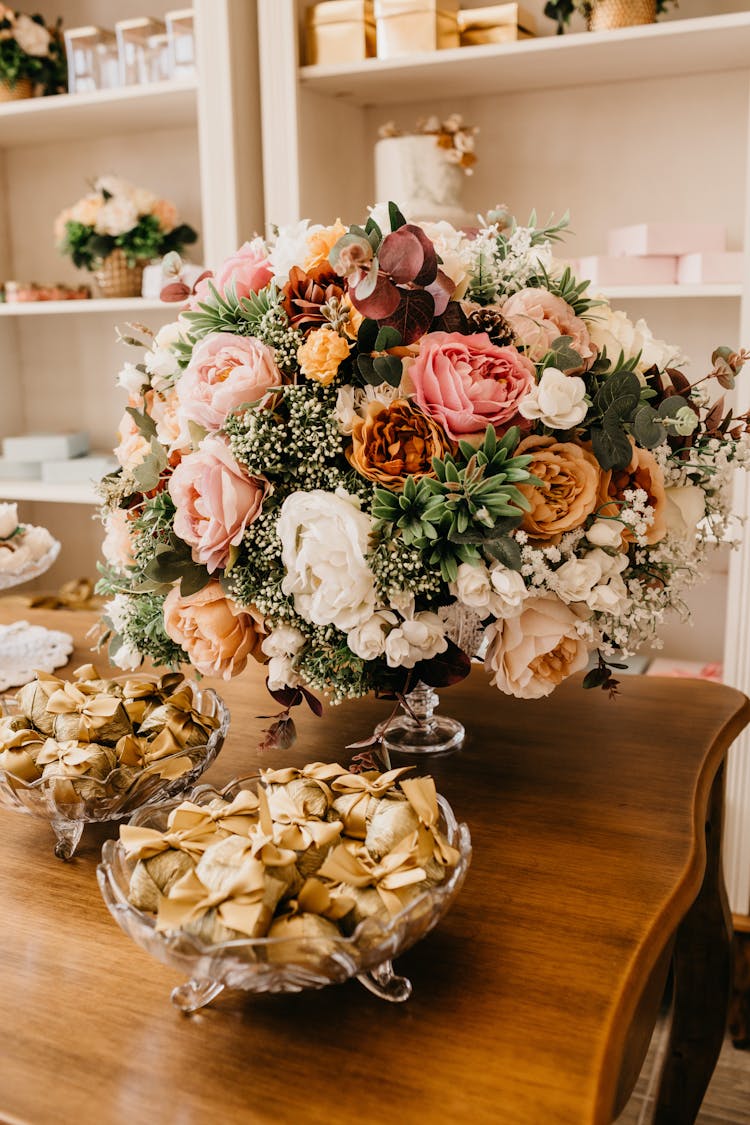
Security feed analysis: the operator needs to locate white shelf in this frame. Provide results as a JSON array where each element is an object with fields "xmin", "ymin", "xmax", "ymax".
[
  {"xmin": 0, "ymin": 480, "xmax": 99, "ymax": 505},
  {"xmin": 598, "ymin": 284, "xmax": 743, "ymax": 300},
  {"xmin": 0, "ymin": 79, "xmax": 197, "ymax": 148},
  {"xmin": 0, "ymin": 297, "xmax": 178, "ymax": 318},
  {"xmin": 299, "ymin": 13, "xmax": 750, "ymax": 105}
]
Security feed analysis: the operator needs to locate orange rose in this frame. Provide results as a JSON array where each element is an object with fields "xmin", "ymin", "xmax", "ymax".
[
  {"xmin": 349, "ymin": 399, "xmax": 450, "ymax": 490},
  {"xmin": 304, "ymin": 219, "xmax": 347, "ymax": 272},
  {"xmin": 163, "ymin": 582, "xmax": 265, "ymax": 680},
  {"xmin": 297, "ymin": 326, "xmax": 351, "ymax": 386},
  {"xmin": 517, "ymin": 435, "xmax": 601, "ymax": 541},
  {"xmin": 600, "ymin": 442, "xmax": 667, "ymax": 545}
]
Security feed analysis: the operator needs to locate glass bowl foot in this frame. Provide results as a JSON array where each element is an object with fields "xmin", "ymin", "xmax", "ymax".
[
  {"xmin": 357, "ymin": 960, "xmax": 412, "ymax": 1003},
  {"xmin": 171, "ymin": 978, "xmax": 225, "ymax": 1013},
  {"xmin": 377, "ymin": 682, "xmax": 464, "ymax": 755},
  {"xmin": 52, "ymin": 819, "xmax": 84, "ymax": 860}
]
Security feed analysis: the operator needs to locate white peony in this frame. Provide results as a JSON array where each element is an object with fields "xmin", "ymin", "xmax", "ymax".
[
  {"xmin": 278, "ymin": 489, "xmax": 376, "ymax": 632},
  {"xmin": 586, "ymin": 519, "xmax": 624, "ymax": 549},
  {"xmin": 95, "ymin": 198, "xmax": 139, "ymax": 237},
  {"xmin": 484, "ymin": 595, "xmax": 590, "ymax": 699},
  {"xmin": 519, "ymin": 368, "xmax": 588, "ymax": 430},
  {"xmin": 553, "ymin": 556, "xmax": 603, "ymax": 604},
  {"xmin": 418, "ymin": 220, "xmax": 473, "ymax": 297},
  {"xmin": 488, "ymin": 564, "xmax": 528, "ymax": 618},
  {"xmin": 664, "ymin": 485, "xmax": 706, "ymax": 540},
  {"xmin": 383, "ymin": 612, "xmax": 447, "ymax": 669},
  {"xmin": 269, "ymin": 220, "xmax": 323, "ymax": 284},
  {"xmin": 261, "ymin": 625, "xmax": 305, "ymax": 660},
  {"xmin": 587, "ymin": 304, "xmax": 685, "ymax": 375},
  {"xmin": 14, "ymin": 14, "xmax": 51, "ymax": 56},
  {"xmin": 0, "ymin": 503, "xmax": 19, "ymax": 539},
  {"xmin": 348, "ymin": 610, "xmax": 398, "ymax": 661}
]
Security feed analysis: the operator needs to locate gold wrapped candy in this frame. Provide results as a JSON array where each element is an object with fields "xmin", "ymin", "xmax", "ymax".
[
  {"xmin": 330, "ymin": 766, "xmax": 413, "ymax": 838},
  {"xmin": 45, "ymin": 680, "xmax": 132, "ymax": 745},
  {"xmin": 0, "ymin": 727, "xmax": 46, "ymax": 782},
  {"xmin": 37, "ymin": 738, "xmax": 118, "ymax": 803},
  {"xmin": 129, "ymin": 850, "xmax": 196, "ymax": 913},
  {"xmin": 261, "ymin": 761, "xmax": 347, "ymax": 820}
]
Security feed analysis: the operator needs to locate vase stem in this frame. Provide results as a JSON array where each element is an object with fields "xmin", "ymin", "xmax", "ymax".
[{"xmin": 376, "ymin": 681, "xmax": 464, "ymax": 756}]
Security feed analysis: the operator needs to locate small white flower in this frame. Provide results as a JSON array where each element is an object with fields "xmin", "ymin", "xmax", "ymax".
[
  {"xmin": 553, "ymin": 556, "xmax": 603, "ymax": 604},
  {"xmin": 519, "ymin": 368, "xmax": 588, "ymax": 430},
  {"xmin": 261, "ymin": 625, "xmax": 305, "ymax": 659},
  {"xmin": 266, "ymin": 655, "xmax": 301, "ymax": 692},
  {"xmin": 268, "ymin": 220, "xmax": 323, "ymax": 284},
  {"xmin": 586, "ymin": 520, "xmax": 624, "ymax": 549},
  {"xmin": 348, "ymin": 611, "xmax": 398, "ymax": 661},
  {"xmin": 111, "ymin": 641, "xmax": 142, "ymax": 672},
  {"xmin": 117, "ymin": 362, "xmax": 147, "ymax": 396}
]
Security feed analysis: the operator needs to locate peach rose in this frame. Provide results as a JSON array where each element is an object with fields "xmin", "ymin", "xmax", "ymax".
[
  {"xmin": 349, "ymin": 399, "xmax": 450, "ymax": 489},
  {"xmin": 484, "ymin": 595, "xmax": 591, "ymax": 699},
  {"xmin": 176, "ymin": 332, "xmax": 281, "ymax": 434},
  {"xmin": 502, "ymin": 288, "xmax": 594, "ymax": 368},
  {"xmin": 297, "ymin": 326, "xmax": 351, "ymax": 386},
  {"xmin": 163, "ymin": 582, "xmax": 265, "ymax": 679},
  {"xmin": 213, "ymin": 239, "xmax": 273, "ymax": 302},
  {"xmin": 147, "ymin": 388, "xmax": 183, "ymax": 451},
  {"xmin": 114, "ymin": 410, "xmax": 150, "ymax": 472},
  {"xmin": 600, "ymin": 442, "xmax": 667, "ymax": 545},
  {"xmin": 102, "ymin": 509, "xmax": 136, "ymax": 571},
  {"xmin": 408, "ymin": 331, "xmax": 535, "ymax": 442},
  {"xmin": 517, "ymin": 436, "xmax": 601, "ymax": 541},
  {"xmin": 304, "ymin": 219, "xmax": 347, "ymax": 272},
  {"xmin": 149, "ymin": 198, "xmax": 178, "ymax": 233},
  {"xmin": 168, "ymin": 436, "xmax": 270, "ymax": 574}
]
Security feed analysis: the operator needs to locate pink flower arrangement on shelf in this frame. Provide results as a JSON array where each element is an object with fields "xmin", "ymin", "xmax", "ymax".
[{"xmin": 96, "ymin": 202, "xmax": 750, "ymax": 740}]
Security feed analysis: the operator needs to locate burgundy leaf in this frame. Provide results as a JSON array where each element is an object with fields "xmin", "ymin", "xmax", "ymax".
[
  {"xmin": 665, "ymin": 368, "xmax": 692, "ymax": 396},
  {"xmin": 403, "ymin": 224, "xmax": 439, "ymax": 286},
  {"xmin": 345, "ymin": 734, "xmax": 381, "ymax": 752},
  {"xmin": 426, "ymin": 269, "xmax": 456, "ymax": 317},
  {"xmin": 266, "ymin": 681, "xmax": 303, "ymax": 709},
  {"xmin": 380, "ymin": 288, "xmax": 435, "ymax": 346},
  {"xmin": 432, "ymin": 300, "xmax": 470, "ymax": 335},
  {"xmin": 352, "ymin": 272, "xmax": 401, "ymax": 319},
  {"xmin": 348, "ymin": 749, "xmax": 379, "ymax": 772},
  {"xmin": 160, "ymin": 281, "xmax": 191, "ymax": 302},
  {"xmin": 301, "ymin": 685, "xmax": 323, "ymax": 717},
  {"xmin": 378, "ymin": 228, "xmax": 427, "ymax": 284},
  {"xmin": 258, "ymin": 715, "xmax": 297, "ymax": 753},
  {"xmin": 414, "ymin": 640, "xmax": 472, "ymax": 688}
]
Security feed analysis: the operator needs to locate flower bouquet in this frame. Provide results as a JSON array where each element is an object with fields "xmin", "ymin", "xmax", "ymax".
[
  {"xmin": 97, "ymin": 203, "xmax": 749, "ymax": 752},
  {"xmin": 55, "ymin": 176, "xmax": 197, "ymax": 298},
  {"xmin": 0, "ymin": 6, "xmax": 65, "ymax": 100}
]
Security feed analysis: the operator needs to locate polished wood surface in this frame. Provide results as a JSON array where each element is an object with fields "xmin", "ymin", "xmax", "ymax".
[{"xmin": 1, "ymin": 608, "xmax": 748, "ymax": 1125}]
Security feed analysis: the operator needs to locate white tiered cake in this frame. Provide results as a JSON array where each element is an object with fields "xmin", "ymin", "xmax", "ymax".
[{"xmin": 374, "ymin": 135, "xmax": 473, "ymax": 227}]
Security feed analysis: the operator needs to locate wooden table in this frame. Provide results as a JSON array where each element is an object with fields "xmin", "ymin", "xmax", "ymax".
[{"xmin": 1, "ymin": 608, "xmax": 748, "ymax": 1125}]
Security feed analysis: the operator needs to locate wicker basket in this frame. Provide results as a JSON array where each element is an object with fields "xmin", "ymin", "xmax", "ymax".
[
  {"xmin": 93, "ymin": 249, "xmax": 148, "ymax": 299},
  {"xmin": 587, "ymin": 0, "xmax": 656, "ymax": 31},
  {"xmin": 0, "ymin": 78, "xmax": 33, "ymax": 103}
]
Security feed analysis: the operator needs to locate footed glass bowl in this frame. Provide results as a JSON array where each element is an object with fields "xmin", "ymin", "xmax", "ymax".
[
  {"xmin": 0, "ymin": 537, "xmax": 60, "ymax": 590},
  {"xmin": 97, "ymin": 776, "xmax": 472, "ymax": 1012},
  {"xmin": 0, "ymin": 689, "xmax": 229, "ymax": 859}
]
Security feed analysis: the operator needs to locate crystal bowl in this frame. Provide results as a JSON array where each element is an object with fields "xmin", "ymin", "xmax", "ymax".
[
  {"xmin": 97, "ymin": 775, "xmax": 472, "ymax": 1012},
  {"xmin": 0, "ymin": 688, "xmax": 229, "ymax": 859},
  {"xmin": 0, "ymin": 537, "xmax": 60, "ymax": 590}
]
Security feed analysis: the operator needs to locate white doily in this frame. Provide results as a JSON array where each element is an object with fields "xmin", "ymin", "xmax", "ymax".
[{"xmin": 0, "ymin": 620, "xmax": 74, "ymax": 691}]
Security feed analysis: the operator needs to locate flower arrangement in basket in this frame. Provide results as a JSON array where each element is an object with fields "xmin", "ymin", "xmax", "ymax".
[
  {"xmin": 55, "ymin": 176, "xmax": 197, "ymax": 299},
  {"xmin": 0, "ymin": 5, "xmax": 65, "ymax": 100},
  {"xmin": 97, "ymin": 203, "xmax": 749, "ymax": 752},
  {"xmin": 544, "ymin": 0, "xmax": 676, "ymax": 34}
]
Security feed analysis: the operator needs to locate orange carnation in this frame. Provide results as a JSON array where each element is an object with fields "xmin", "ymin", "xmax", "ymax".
[
  {"xmin": 349, "ymin": 399, "xmax": 450, "ymax": 490},
  {"xmin": 516, "ymin": 435, "xmax": 602, "ymax": 541},
  {"xmin": 297, "ymin": 327, "xmax": 351, "ymax": 386},
  {"xmin": 304, "ymin": 220, "xmax": 348, "ymax": 272}
]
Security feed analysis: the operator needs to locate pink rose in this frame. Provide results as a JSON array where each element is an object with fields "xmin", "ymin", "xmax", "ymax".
[
  {"xmin": 168, "ymin": 436, "xmax": 269, "ymax": 574},
  {"xmin": 502, "ymin": 288, "xmax": 595, "ymax": 367},
  {"xmin": 407, "ymin": 331, "xmax": 535, "ymax": 442},
  {"xmin": 215, "ymin": 240, "xmax": 273, "ymax": 301},
  {"xmin": 163, "ymin": 581, "xmax": 266, "ymax": 679},
  {"xmin": 114, "ymin": 409, "xmax": 150, "ymax": 472},
  {"xmin": 176, "ymin": 332, "xmax": 281, "ymax": 434}
]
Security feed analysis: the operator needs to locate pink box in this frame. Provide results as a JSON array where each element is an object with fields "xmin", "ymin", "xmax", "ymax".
[
  {"xmin": 607, "ymin": 223, "xmax": 726, "ymax": 258},
  {"xmin": 677, "ymin": 252, "xmax": 743, "ymax": 285},
  {"xmin": 578, "ymin": 255, "xmax": 677, "ymax": 286}
]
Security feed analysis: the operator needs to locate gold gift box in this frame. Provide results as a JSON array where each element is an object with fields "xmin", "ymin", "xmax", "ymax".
[
  {"xmin": 458, "ymin": 3, "xmax": 536, "ymax": 46},
  {"xmin": 306, "ymin": 0, "xmax": 377, "ymax": 67},
  {"xmin": 374, "ymin": 0, "xmax": 459, "ymax": 59}
]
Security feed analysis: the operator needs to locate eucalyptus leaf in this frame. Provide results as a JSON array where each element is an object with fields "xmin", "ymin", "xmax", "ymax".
[
  {"xmin": 632, "ymin": 404, "xmax": 664, "ymax": 449},
  {"xmin": 484, "ymin": 536, "xmax": 523, "ymax": 571},
  {"xmin": 591, "ymin": 414, "xmax": 633, "ymax": 471}
]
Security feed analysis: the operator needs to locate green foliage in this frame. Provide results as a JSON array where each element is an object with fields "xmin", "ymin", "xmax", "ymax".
[
  {"xmin": 0, "ymin": 15, "xmax": 66, "ymax": 94},
  {"xmin": 530, "ymin": 265, "xmax": 603, "ymax": 318},
  {"xmin": 59, "ymin": 213, "xmax": 197, "ymax": 271}
]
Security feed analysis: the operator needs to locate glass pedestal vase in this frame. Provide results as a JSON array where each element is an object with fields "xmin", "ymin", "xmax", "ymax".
[{"xmin": 376, "ymin": 681, "xmax": 464, "ymax": 756}]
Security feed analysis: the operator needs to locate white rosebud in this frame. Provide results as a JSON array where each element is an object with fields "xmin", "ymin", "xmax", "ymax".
[
  {"xmin": 518, "ymin": 368, "xmax": 588, "ymax": 430},
  {"xmin": 383, "ymin": 613, "xmax": 447, "ymax": 669},
  {"xmin": 585, "ymin": 548, "xmax": 629, "ymax": 580},
  {"xmin": 553, "ymin": 556, "xmax": 603, "ymax": 604},
  {"xmin": 266, "ymin": 654, "xmax": 301, "ymax": 692},
  {"xmin": 586, "ymin": 520, "xmax": 625, "ymax": 549},
  {"xmin": 261, "ymin": 625, "xmax": 305, "ymax": 660},
  {"xmin": 111, "ymin": 641, "xmax": 142, "ymax": 672},
  {"xmin": 0, "ymin": 503, "xmax": 19, "ymax": 539},
  {"xmin": 451, "ymin": 562, "xmax": 493, "ymax": 613},
  {"xmin": 664, "ymin": 485, "xmax": 706, "ymax": 540},
  {"xmin": 588, "ymin": 575, "xmax": 630, "ymax": 615},
  {"xmin": 348, "ymin": 611, "xmax": 398, "ymax": 661},
  {"xmin": 488, "ymin": 564, "xmax": 528, "ymax": 618},
  {"xmin": 117, "ymin": 362, "xmax": 147, "ymax": 396}
]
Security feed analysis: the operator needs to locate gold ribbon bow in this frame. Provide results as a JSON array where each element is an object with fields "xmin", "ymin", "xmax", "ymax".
[
  {"xmin": 260, "ymin": 762, "xmax": 347, "ymax": 786},
  {"xmin": 156, "ymin": 850, "xmax": 269, "ymax": 939},
  {"xmin": 142, "ymin": 686, "xmax": 216, "ymax": 758},
  {"xmin": 294, "ymin": 877, "xmax": 354, "ymax": 921},
  {"xmin": 317, "ymin": 832, "xmax": 427, "ymax": 917},
  {"xmin": 268, "ymin": 788, "xmax": 343, "ymax": 853},
  {"xmin": 36, "ymin": 738, "xmax": 105, "ymax": 775},
  {"xmin": 0, "ymin": 727, "xmax": 45, "ymax": 752},
  {"xmin": 72, "ymin": 663, "xmax": 104, "ymax": 683},
  {"xmin": 120, "ymin": 672, "xmax": 185, "ymax": 724},
  {"xmin": 400, "ymin": 777, "xmax": 460, "ymax": 868},
  {"xmin": 330, "ymin": 767, "xmax": 414, "ymax": 839},
  {"xmin": 45, "ymin": 682, "xmax": 122, "ymax": 742}
]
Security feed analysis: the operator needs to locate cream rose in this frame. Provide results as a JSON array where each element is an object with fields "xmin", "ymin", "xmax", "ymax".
[
  {"xmin": 348, "ymin": 611, "xmax": 398, "ymax": 661},
  {"xmin": 585, "ymin": 519, "xmax": 625, "ymax": 549},
  {"xmin": 484, "ymin": 595, "xmax": 591, "ymax": 699},
  {"xmin": 553, "ymin": 556, "xmax": 603, "ymax": 604},
  {"xmin": 586, "ymin": 305, "xmax": 684, "ymax": 375},
  {"xmin": 278, "ymin": 489, "xmax": 377, "ymax": 632},
  {"xmin": 519, "ymin": 368, "xmax": 588, "ymax": 430},
  {"xmin": 383, "ymin": 613, "xmax": 447, "ymax": 669},
  {"xmin": 664, "ymin": 485, "xmax": 706, "ymax": 540}
]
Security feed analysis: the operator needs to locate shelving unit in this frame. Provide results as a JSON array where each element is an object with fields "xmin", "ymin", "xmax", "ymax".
[
  {"xmin": 257, "ymin": 0, "xmax": 750, "ymax": 913},
  {"xmin": 0, "ymin": 480, "xmax": 98, "ymax": 505},
  {"xmin": 0, "ymin": 297, "xmax": 176, "ymax": 317}
]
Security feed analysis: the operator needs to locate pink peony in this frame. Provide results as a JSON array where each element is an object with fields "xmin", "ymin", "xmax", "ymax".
[
  {"xmin": 168, "ymin": 436, "xmax": 269, "ymax": 574},
  {"xmin": 502, "ymin": 288, "xmax": 595, "ymax": 366},
  {"xmin": 214, "ymin": 240, "xmax": 273, "ymax": 301},
  {"xmin": 175, "ymin": 332, "xmax": 281, "ymax": 434},
  {"xmin": 407, "ymin": 331, "xmax": 535, "ymax": 442}
]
